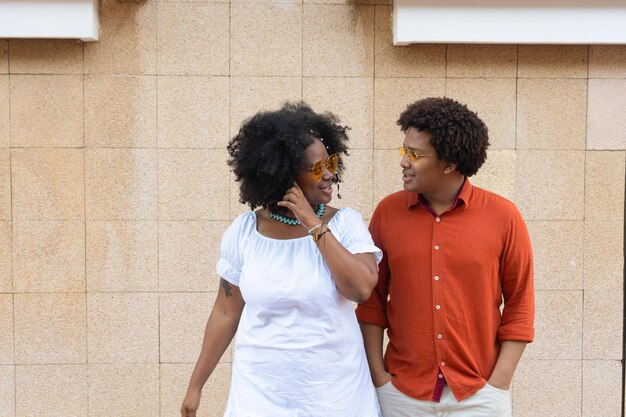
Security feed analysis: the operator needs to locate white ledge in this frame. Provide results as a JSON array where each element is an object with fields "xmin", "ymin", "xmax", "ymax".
[
  {"xmin": 0, "ymin": 0, "xmax": 99, "ymax": 41},
  {"xmin": 393, "ymin": 0, "xmax": 626, "ymax": 45}
]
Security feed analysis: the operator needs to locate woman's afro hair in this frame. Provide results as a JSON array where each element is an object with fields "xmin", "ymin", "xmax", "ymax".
[
  {"xmin": 227, "ymin": 101, "xmax": 349, "ymax": 211},
  {"xmin": 397, "ymin": 97, "xmax": 489, "ymax": 177}
]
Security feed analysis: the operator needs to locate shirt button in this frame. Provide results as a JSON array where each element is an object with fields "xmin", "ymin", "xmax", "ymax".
[
  {"xmin": 436, "ymin": 217, "xmax": 441, "ymax": 222},
  {"xmin": 438, "ymin": 373, "xmax": 444, "ymax": 378},
  {"xmin": 437, "ymin": 334, "xmax": 443, "ymax": 339},
  {"xmin": 435, "ymin": 305, "xmax": 441, "ymax": 310},
  {"xmin": 434, "ymin": 245, "xmax": 440, "ymax": 250},
  {"xmin": 441, "ymin": 362, "xmax": 446, "ymax": 367},
  {"xmin": 434, "ymin": 275, "xmax": 440, "ymax": 281}
]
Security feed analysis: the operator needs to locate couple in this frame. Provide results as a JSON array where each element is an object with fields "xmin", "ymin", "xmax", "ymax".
[{"xmin": 180, "ymin": 98, "xmax": 535, "ymax": 417}]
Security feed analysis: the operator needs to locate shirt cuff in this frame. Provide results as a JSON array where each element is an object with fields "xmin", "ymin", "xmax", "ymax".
[
  {"xmin": 497, "ymin": 325, "xmax": 535, "ymax": 343},
  {"xmin": 355, "ymin": 304, "xmax": 389, "ymax": 329}
]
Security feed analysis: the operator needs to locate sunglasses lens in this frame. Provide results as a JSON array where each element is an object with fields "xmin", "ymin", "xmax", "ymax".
[
  {"xmin": 328, "ymin": 154, "xmax": 339, "ymax": 174},
  {"xmin": 311, "ymin": 161, "xmax": 323, "ymax": 180}
]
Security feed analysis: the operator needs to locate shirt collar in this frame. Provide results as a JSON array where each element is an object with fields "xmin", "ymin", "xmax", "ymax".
[{"xmin": 407, "ymin": 178, "xmax": 473, "ymax": 211}]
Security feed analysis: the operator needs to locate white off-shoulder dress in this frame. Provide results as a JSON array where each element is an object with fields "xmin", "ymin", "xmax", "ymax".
[{"xmin": 216, "ymin": 208, "xmax": 383, "ymax": 417}]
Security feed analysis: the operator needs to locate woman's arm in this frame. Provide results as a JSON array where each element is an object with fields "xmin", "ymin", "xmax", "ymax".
[
  {"xmin": 180, "ymin": 279, "xmax": 245, "ymax": 417},
  {"xmin": 279, "ymin": 183, "xmax": 378, "ymax": 303}
]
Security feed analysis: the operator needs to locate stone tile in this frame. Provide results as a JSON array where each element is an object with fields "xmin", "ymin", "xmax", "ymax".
[
  {"xmin": 526, "ymin": 221, "xmax": 583, "ymax": 291},
  {"xmin": 87, "ymin": 293, "xmax": 158, "ymax": 363},
  {"xmin": 0, "ymin": 41, "xmax": 7, "ymax": 73},
  {"xmin": 582, "ymin": 360, "xmax": 622, "ymax": 417},
  {"xmin": 157, "ymin": 3, "xmax": 229, "ymax": 75},
  {"xmin": 589, "ymin": 45, "xmax": 626, "ymax": 78},
  {"xmin": 84, "ymin": 0, "xmax": 156, "ymax": 74},
  {"xmin": 0, "ymin": 222, "xmax": 10, "ymax": 292},
  {"xmin": 517, "ymin": 79, "xmax": 587, "ymax": 150},
  {"xmin": 584, "ymin": 221, "xmax": 623, "ymax": 292},
  {"xmin": 158, "ymin": 149, "xmax": 230, "ymax": 220},
  {"xmin": 303, "ymin": 77, "xmax": 374, "ymax": 149},
  {"xmin": 232, "ymin": 0, "xmax": 300, "ymax": 3},
  {"xmin": 583, "ymin": 290, "xmax": 622, "ymax": 360},
  {"xmin": 331, "ymin": 149, "xmax": 373, "ymax": 220},
  {"xmin": 11, "ymin": 148, "xmax": 84, "ymax": 221},
  {"xmin": 229, "ymin": 77, "xmax": 302, "ymax": 137},
  {"xmin": 161, "ymin": 363, "xmax": 231, "ymax": 417},
  {"xmin": 305, "ymin": 0, "xmax": 389, "ymax": 3},
  {"xmin": 513, "ymin": 359, "xmax": 581, "ymax": 417},
  {"xmin": 0, "ymin": 295, "xmax": 13, "ymax": 364},
  {"xmin": 160, "ymin": 292, "xmax": 229, "ymax": 363},
  {"xmin": 159, "ymin": 221, "xmax": 228, "ymax": 292},
  {"xmin": 518, "ymin": 45, "xmax": 588, "ymax": 78},
  {"xmin": 587, "ymin": 79, "xmax": 626, "ymax": 150},
  {"xmin": 373, "ymin": 78, "xmax": 445, "ymax": 149},
  {"xmin": 525, "ymin": 290, "xmax": 582, "ymax": 360},
  {"xmin": 9, "ymin": 39, "xmax": 83, "ymax": 74},
  {"xmin": 373, "ymin": 149, "xmax": 403, "ymax": 205},
  {"xmin": 0, "ymin": 365, "xmax": 14, "ymax": 417},
  {"xmin": 84, "ymin": 75, "xmax": 157, "ymax": 148},
  {"xmin": 0, "ymin": 76, "xmax": 8, "ymax": 148},
  {"xmin": 14, "ymin": 293, "xmax": 86, "ymax": 364},
  {"xmin": 88, "ymin": 364, "xmax": 159, "ymax": 417},
  {"xmin": 0, "ymin": 149, "xmax": 9, "ymax": 220},
  {"xmin": 10, "ymin": 75, "xmax": 83, "ymax": 147},
  {"xmin": 231, "ymin": 4, "xmax": 302, "ymax": 77},
  {"xmin": 447, "ymin": 45, "xmax": 517, "ymax": 78},
  {"xmin": 86, "ymin": 221, "xmax": 158, "ymax": 292},
  {"xmin": 445, "ymin": 79, "xmax": 516, "ymax": 150},
  {"xmin": 303, "ymin": 5, "xmax": 374, "ymax": 77},
  {"xmin": 15, "ymin": 365, "xmax": 87, "ymax": 417},
  {"xmin": 12, "ymin": 221, "xmax": 85, "ymax": 292},
  {"xmin": 157, "ymin": 76, "xmax": 229, "ymax": 148},
  {"xmin": 374, "ymin": 6, "xmax": 445, "ymax": 78},
  {"xmin": 471, "ymin": 150, "xmax": 516, "ymax": 202},
  {"xmin": 515, "ymin": 150, "xmax": 585, "ymax": 221},
  {"xmin": 85, "ymin": 148, "xmax": 157, "ymax": 220},
  {"xmin": 585, "ymin": 151, "xmax": 625, "ymax": 220}
]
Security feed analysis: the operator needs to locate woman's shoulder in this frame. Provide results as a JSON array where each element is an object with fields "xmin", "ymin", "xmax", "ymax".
[
  {"xmin": 224, "ymin": 210, "xmax": 257, "ymax": 238},
  {"xmin": 327, "ymin": 206, "xmax": 365, "ymax": 227}
]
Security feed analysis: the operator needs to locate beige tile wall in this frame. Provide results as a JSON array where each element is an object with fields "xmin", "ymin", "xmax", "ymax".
[{"xmin": 0, "ymin": 1, "xmax": 624, "ymax": 416}]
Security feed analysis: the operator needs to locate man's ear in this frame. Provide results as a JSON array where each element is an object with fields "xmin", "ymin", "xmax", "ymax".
[{"xmin": 443, "ymin": 162, "xmax": 457, "ymax": 174}]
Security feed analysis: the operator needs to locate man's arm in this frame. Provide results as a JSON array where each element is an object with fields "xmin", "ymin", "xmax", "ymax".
[
  {"xmin": 360, "ymin": 323, "xmax": 393, "ymax": 388},
  {"xmin": 487, "ymin": 340, "xmax": 526, "ymax": 389}
]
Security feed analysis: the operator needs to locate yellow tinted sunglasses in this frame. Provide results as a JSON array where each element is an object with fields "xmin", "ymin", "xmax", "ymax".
[{"xmin": 398, "ymin": 145, "xmax": 437, "ymax": 161}]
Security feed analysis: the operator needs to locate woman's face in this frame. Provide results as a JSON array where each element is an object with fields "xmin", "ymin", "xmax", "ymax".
[{"xmin": 295, "ymin": 138, "xmax": 336, "ymax": 206}]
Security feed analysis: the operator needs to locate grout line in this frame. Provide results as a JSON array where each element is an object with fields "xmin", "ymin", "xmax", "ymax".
[
  {"xmin": 7, "ymin": 39, "xmax": 18, "ymax": 417},
  {"xmin": 81, "ymin": 37, "xmax": 91, "ymax": 417},
  {"xmin": 156, "ymin": 2, "xmax": 162, "ymax": 416}
]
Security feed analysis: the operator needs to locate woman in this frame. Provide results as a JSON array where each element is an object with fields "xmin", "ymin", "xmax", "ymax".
[{"xmin": 180, "ymin": 102, "xmax": 382, "ymax": 417}]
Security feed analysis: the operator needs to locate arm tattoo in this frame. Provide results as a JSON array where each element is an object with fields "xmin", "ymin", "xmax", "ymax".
[{"xmin": 220, "ymin": 278, "xmax": 233, "ymax": 298}]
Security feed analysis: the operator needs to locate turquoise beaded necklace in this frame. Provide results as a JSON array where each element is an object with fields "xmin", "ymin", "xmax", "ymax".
[{"xmin": 269, "ymin": 204, "xmax": 325, "ymax": 226}]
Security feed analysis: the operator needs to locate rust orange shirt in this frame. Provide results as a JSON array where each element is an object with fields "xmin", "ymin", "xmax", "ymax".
[{"xmin": 356, "ymin": 179, "xmax": 534, "ymax": 402}]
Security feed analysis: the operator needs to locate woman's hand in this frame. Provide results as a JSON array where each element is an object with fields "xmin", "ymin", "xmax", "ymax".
[
  {"xmin": 180, "ymin": 388, "xmax": 201, "ymax": 417},
  {"xmin": 277, "ymin": 182, "xmax": 320, "ymax": 229}
]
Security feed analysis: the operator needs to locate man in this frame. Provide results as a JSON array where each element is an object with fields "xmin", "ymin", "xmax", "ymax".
[{"xmin": 356, "ymin": 97, "xmax": 534, "ymax": 417}]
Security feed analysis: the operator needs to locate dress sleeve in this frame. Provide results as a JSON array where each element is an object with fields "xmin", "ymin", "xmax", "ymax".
[
  {"xmin": 215, "ymin": 213, "xmax": 250, "ymax": 286},
  {"xmin": 330, "ymin": 207, "xmax": 383, "ymax": 265}
]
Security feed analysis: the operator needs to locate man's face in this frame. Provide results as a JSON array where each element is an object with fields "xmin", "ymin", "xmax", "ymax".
[{"xmin": 400, "ymin": 127, "xmax": 446, "ymax": 195}]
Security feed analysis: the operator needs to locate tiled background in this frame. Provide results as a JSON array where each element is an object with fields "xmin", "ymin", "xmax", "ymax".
[{"xmin": 0, "ymin": 0, "xmax": 624, "ymax": 416}]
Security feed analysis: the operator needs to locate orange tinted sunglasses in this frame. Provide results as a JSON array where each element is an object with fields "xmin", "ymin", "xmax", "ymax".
[{"xmin": 308, "ymin": 154, "xmax": 339, "ymax": 180}]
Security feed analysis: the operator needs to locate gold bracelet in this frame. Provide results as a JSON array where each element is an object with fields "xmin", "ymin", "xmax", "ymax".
[
  {"xmin": 307, "ymin": 223, "xmax": 323, "ymax": 235},
  {"xmin": 312, "ymin": 223, "xmax": 329, "ymax": 243}
]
